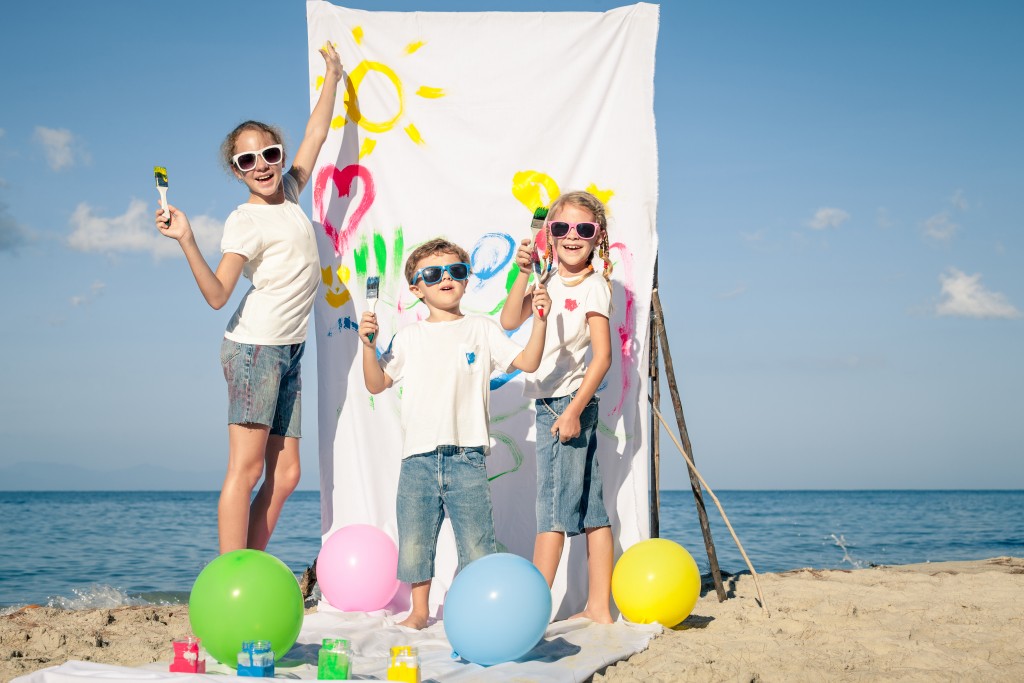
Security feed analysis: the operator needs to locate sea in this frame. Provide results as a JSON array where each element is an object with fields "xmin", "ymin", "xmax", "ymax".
[{"xmin": 1, "ymin": 490, "xmax": 1021, "ymax": 611}]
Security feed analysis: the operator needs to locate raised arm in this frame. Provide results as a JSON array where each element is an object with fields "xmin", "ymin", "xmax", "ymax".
[
  {"xmin": 157, "ymin": 204, "xmax": 245, "ymax": 310},
  {"xmin": 509, "ymin": 286, "xmax": 550, "ymax": 372},
  {"xmin": 288, "ymin": 42, "xmax": 344, "ymax": 194},
  {"xmin": 499, "ymin": 238, "xmax": 536, "ymax": 330}
]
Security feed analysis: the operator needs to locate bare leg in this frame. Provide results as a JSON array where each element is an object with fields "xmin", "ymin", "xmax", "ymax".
[
  {"xmin": 218, "ymin": 423, "xmax": 270, "ymax": 554},
  {"xmin": 398, "ymin": 580, "xmax": 431, "ymax": 630},
  {"xmin": 569, "ymin": 526, "xmax": 614, "ymax": 623},
  {"xmin": 247, "ymin": 435, "xmax": 301, "ymax": 551},
  {"xmin": 533, "ymin": 531, "xmax": 566, "ymax": 587}
]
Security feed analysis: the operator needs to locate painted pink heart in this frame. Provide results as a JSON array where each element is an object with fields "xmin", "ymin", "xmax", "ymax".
[{"xmin": 313, "ymin": 163, "xmax": 376, "ymax": 257}]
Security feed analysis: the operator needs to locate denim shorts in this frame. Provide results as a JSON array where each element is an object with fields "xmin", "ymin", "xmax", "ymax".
[
  {"xmin": 535, "ymin": 392, "xmax": 609, "ymax": 536},
  {"xmin": 395, "ymin": 445, "xmax": 497, "ymax": 584},
  {"xmin": 220, "ymin": 338, "xmax": 303, "ymax": 438}
]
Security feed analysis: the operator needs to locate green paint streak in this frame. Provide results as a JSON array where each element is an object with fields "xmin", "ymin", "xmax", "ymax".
[
  {"xmin": 369, "ymin": 395, "xmax": 375, "ymax": 410},
  {"xmin": 487, "ymin": 431, "xmax": 524, "ymax": 482},
  {"xmin": 597, "ymin": 417, "xmax": 631, "ymax": 440},
  {"xmin": 373, "ymin": 232, "xmax": 387, "ymax": 278},
  {"xmin": 353, "ymin": 237, "xmax": 369, "ymax": 279},
  {"xmin": 485, "ymin": 266, "xmax": 522, "ymax": 315},
  {"xmin": 491, "ymin": 401, "xmax": 530, "ymax": 423},
  {"xmin": 392, "ymin": 227, "xmax": 405, "ymax": 281}
]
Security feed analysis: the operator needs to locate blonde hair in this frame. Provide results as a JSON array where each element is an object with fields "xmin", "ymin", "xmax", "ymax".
[
  {"xmin": 404, "ymin": 238, "xmax": 471, "ymax": 284},
  {"xmin": 548, "ymin": 190, "xmax": 613, "ymax": 283}
]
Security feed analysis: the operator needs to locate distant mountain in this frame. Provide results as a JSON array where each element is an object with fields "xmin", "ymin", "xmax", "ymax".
[{"xmin": 0, "ymin": 461, "xmax": 319, "ymax": 491}]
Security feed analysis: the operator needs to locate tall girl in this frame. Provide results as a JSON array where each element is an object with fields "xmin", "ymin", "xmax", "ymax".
[
  {"xmin": 500, "ymin": 191, "xmax": 615, "ymax": 622},
  {"xmin": 156, "ymin": 44, "xmax": 343, "ymax": 554}
]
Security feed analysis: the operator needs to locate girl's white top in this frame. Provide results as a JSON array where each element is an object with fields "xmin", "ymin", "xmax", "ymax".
[
  {"xmin": 220, "ymin": 174, "xmax": 320, "ymax": 346},
  {"xmin": 523, "ymin": 272, "xmax": 612, "ymax": 400}
]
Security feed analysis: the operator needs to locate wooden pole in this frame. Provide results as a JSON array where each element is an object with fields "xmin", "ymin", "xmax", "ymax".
[
  {"xmin": 652, "ymin": 288, "xmax": 727, "ymax": 601},
  {"xmin": 648, "ymin": 263, "xmax": 661, "ymax": 538}
]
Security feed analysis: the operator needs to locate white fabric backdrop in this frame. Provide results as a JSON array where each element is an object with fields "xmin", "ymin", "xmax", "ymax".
[{"xmin": 307, "ymin": 0, "xmax": 659, "ymax": 619}]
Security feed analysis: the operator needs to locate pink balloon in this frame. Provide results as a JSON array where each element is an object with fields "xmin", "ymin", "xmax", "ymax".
[{"xmin": 317, "ymin": 524, "xmax": 400, "ymax": 612}]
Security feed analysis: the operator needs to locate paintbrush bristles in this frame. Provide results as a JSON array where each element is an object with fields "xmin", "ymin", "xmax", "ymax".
[
  {"xmin": 366, "ymin": 276, "xmax": 380, "ymax": 298},
  {"xmin": 154, "ymin": 166, "xmax": 168, "ymax": 187}
]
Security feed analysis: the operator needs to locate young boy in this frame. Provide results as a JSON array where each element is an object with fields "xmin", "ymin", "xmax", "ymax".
[{"xmin": 359, "ymin": 237, "xmax": 550, "ymax": 629}]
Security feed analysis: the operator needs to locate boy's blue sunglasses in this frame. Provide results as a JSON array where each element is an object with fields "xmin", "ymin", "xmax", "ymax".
[{"xmin": 410, "ymin": 262, "xmax": 471, "ymax": 286}]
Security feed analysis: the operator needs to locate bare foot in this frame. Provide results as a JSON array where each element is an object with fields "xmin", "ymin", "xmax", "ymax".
[
  {"xmin": 397, "ymin": 612, "xmax": 430, "ymax": 630},
  {"xmin": 569, "ymin": 608, "xmax": 614, "ymax": 624}
]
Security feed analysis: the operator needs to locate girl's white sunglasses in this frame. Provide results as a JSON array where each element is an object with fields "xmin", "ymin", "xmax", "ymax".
[{"xmin": 232, "ymin": 144, "xmax": 284, "ymax": 172}]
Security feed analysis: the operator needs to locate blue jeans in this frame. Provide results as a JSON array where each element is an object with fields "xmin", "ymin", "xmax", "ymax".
[
  {"xmin": 535, "ymin": 393, "xmax": 609, "ymax": 536},
  {"xmin": 220, "ymin": 339, "xmax": 303, "ymax": 438},
  {"xmin": 396, "ymin": 445, "xmax": 497, "ymax": 584}
]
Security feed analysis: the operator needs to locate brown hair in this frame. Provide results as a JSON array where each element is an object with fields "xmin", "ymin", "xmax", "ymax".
[
  {"xmin": 220, "ymin": 120, "xmax": 285, "ymax": 173},
  {"xmin": 404, "ymin": 238, "xmax": 472, "ymax": 284},
  {"xmin": 548, "ymin": 190, "xmax": 613, "ymax": 283}
]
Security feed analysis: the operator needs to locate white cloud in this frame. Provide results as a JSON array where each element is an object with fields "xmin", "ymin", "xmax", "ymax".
[
  {"xmin": 33, "ymin": 126, "xmax": 84, "ymax": 171},
  {"xmin": 922, "ymin": 211, "xmax": 958, "ymax": 242},
  {"xmin": 950, "ymin": 189, "xmax": 968, "ymax": 211},
  {"xmin": 936, "ymin": 268, "xmax": 1021, "ymax": 319},
  {"xmin": 70, "ymin": 280, "xmax": 107, "ymax": 307},
  {"xmin": 806, "ymin": 207, "xmax": 850, "ymax": 230},
  {"xmin": 67, "ymin": 199, "xmax": 222, "ymax": 258}
]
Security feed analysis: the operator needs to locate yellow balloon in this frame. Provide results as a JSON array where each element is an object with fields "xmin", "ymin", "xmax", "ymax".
[{"xmin": 611, "ymin": 539, "xmax": 701, "ymax": 627}]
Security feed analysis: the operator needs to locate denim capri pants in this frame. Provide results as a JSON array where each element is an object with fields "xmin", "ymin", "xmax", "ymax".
[
  {"xmin": 220, "ymin": 338, "xmax": 304, "ymax": 438},
  {"xmin": 396, "ymin": 445, "xmax": 497, "ymax": 584},
  {"xmin": 535, "ymin": 392, "xmax": 610, "ymax": 536}
]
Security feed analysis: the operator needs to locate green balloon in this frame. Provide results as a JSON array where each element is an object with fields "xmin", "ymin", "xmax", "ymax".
[{"xmin": 188, "ymin": 549, "xmax": 304, "ymax": 667}]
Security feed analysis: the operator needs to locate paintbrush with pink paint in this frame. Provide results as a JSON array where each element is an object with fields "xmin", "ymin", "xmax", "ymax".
[{"xmin": 530, "ymin": 207, "xmax": 553, "ymax": 317}]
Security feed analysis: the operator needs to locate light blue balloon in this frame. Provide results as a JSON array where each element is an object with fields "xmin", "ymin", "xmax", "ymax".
[{"xmin": 443, "ymin": 553, "xmax": 552, "ymax": 666}]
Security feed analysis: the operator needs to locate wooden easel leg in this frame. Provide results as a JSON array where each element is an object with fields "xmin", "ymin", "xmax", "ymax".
[
  {"xmin": 649, "ymin": 280, "xmax": 661, "ymax": 539},
  {"xmin": 652, "ymin": 289, "xmax": 727, "ymax": 601}
]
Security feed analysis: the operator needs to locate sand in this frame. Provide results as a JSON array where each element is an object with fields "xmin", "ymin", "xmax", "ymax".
[{"xmin": 3, "ymin": 557, "xmax": 1022, "ymax": 682}]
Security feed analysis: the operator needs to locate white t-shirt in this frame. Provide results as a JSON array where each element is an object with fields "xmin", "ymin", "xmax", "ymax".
[
  {"xmin": 221, "ymin": 174, "xmax": 320, "ymax": 346},
  {"xmin": 381, "ymin": 315, "xmax": 523, "ymax": 458},
  {"xmin": 523, "ymin": 272, "xmax": 612, "ymax": 399}
]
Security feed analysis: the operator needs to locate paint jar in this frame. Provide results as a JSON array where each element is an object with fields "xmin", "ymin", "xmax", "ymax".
[
  {"xmin": 317, "ymin": 637, "xmax": 352, "ymax": 679},
  {"xmin": 237, "ymin": 640, "xmax": 275, "ymax": 677},
  {"xmin": 169, "ymin": 636, "xmax": 205, "ymax": 673},
  {"xmin": 386, "ymin": 645, "xmax": 420, "ymax": 682}
]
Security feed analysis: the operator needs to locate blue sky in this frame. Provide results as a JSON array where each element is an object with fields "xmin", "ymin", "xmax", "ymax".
[{"xmin": 1, "ymin": 1, "xmax": 1021, "ymax": 491}]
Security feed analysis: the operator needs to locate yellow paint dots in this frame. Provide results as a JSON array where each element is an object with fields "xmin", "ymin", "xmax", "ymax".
[
  {"xmin": 415, "ymin": 86, "xmax": 445, "ymax": 99},
  {"xmin": 315, "ymin": 76, "xmax": 324, "ymax": 91},
  {"xmin": 512, "ymin": 171, "xmax": 561, "ymax": 213},
  {"xmin": 359, "ymin": 139, "xmax": 377, "ymax": 159},
  {"xmin": 405, "ymin": 41, "xmax": 425, "ymax": 55},
  {"xmin": 586, "ymin": 184, "xmax": 615, "ymax": 207},
  {"xmin": 323, "ymin": 263, "xmax": 353, "ymax": 308},
  {"xmin": 352, "ymin": 26, "xmax": 364, "ymax": 45},
  {"xmin": 331, "ymin": 115, "xmax": 346, "ymax": 129},
  {"xmin": 325, "ymin": 289, "xmax": 352, "ymax": 308},
  {"xmin": 404, "ymin": 123, "xmax": 424, "ymax": 145}
]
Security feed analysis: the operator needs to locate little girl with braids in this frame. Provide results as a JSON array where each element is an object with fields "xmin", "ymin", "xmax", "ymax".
[{"xmin": 500, "ymin": 190, "xmax": 615, "ymax": 622}]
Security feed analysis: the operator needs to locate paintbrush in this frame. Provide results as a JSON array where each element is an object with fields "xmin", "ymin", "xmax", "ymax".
[
  {"xmin": 530, "ymin": 207, "xmax": 552, "ymax": 318},
  {"xmin": 366, "ymin": 276, "xmax": 380, "ymax": 342},
  {"xmin": 154, "ymin": 166, "xmax": 169, "ymax": 220}
]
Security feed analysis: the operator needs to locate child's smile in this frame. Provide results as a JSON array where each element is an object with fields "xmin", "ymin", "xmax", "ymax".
[{"xmin": 551, "ymin": 205, "xmax": 601, "ymax": 276}]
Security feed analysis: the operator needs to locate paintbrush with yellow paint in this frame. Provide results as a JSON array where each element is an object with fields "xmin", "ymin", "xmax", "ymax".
[{"xmin": 154, "ymin": 166, "xmax": 169, "ymax": 220}]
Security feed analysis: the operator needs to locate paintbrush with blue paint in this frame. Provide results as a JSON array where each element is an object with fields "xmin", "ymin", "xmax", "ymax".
[
  {"xmin": 154, "ymin": 166, "xmax": 169, "ymax": 220},
  {"xmin": 366, "ymin": 276, "xmax": 380, "ymax": 342}
]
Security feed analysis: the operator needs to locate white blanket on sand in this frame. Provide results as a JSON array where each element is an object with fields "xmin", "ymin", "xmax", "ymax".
[{"xmin": 14, "ymin": 611, "xmax": 661, "ymax": 681}]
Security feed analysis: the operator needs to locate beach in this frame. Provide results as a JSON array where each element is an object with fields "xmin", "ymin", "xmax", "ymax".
[{"xmin": 3, "ymin": 556, "xmax": 1022, "ymax": 681}]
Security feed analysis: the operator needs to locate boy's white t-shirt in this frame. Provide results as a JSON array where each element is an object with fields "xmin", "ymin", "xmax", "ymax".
[
  {"xmin": 381, "ymin": 315, "xmax": 523, "ymax": 458},
  {"xmin": 220, "ymin": 174, "xmax": 320, "ymax": 346},
  {"xmin": 523, "ymin": 272, "xmax": 612, "ymax": 399}
]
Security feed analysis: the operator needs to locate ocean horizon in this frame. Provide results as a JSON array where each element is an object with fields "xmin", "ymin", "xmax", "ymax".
[{"xmin": 2, "ymin": 489, "xmax": 1021, "ymax": 611}]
